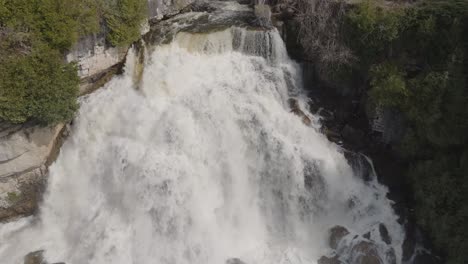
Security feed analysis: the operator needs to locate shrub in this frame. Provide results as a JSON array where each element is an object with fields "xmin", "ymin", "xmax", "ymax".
[
  {"xmin": 0, "ymin": 0, "xmax": 147, "ymax": 125},
  {"xmin": 409, "ymin": 152, "xmax": 468, "ymax": 264},
  {"xmin": 369, "ymin": 63, "xmax": 408, "ymax": 108},
  {"xmin": 345, "ymin": 1, "xmax": 468, "ymax": 262},
  {"xmin": 0, "ymin": 0, "xmax": 100, "ymax": 52},
  {"xmin": 347, "ymin": 0, "xmax": 403, "ymax": 62},
  {"xmin": 0, "ymin": 43, "xmax": 79, "ymax": 124},
  {"xmin": 103, "ymin": 0, "xmax": 147, "ymax": 47},
  {"xmin": 295, "ymin": 0, "xmax": 353, "ymax": 66}
]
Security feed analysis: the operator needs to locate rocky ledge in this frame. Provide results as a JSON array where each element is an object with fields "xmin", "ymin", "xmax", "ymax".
[{"xmin": 0, "ymin": 123, "xmax": 66, "ymax": 222}]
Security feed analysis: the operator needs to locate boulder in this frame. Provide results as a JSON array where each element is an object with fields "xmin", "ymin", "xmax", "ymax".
[
  {"xmin": 24, "ymin": 251, "xmax": 65, "ymax": 264},
  {"xmin": 24, "ymin": 251, "xmax": 44, "ymax": 264},
  {"xmin": 226, "ymin": 258, "xmax": 247, "ymax": 264},
  {"xmin": 318, "ymin": 255, "xmax": 342, "ymax": 264},
  {"xmin": 343, "ymin": 151, "xmax": 373, "ymax": 181},
  {"xmin": 0, "ymin": 167, "xmax": 47, "ymax": 221},
  {"xmin": 147, "ymin": 0, "xmax": 195, "ymax": 20},
  {"xmin": 288, "ymin": 98, "xmax": 312, "ymax": 126},
  {"xmin": 350, "ymin": 241, "xmax": 382, "ymax": 264},
  {"xmin": 329, "ymin": 225, "xmax": 350, "ymax": 249}
]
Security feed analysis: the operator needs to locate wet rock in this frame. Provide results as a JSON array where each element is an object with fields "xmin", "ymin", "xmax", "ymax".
[
  {"xmin": 226, "ymin": 258, "xmax": 247, "ymax": 264},
  {"xmin": 24, "ymin": 251, "xmax": 45, "ymax": 264},
  {"xmin": 0, "ymin": 166, "xmax": 48, "ymax": 222},
  {"xmin": 1, "ymin": 123, "xmax": 65, "ymax": 222},
  {"xmin": 363, "ymin": 232, "xmax": 371, "ymax": 240},
  {"xmin": 303, "ymin": 160, "xmax": 323, "ymax": 191},
  {"xmin": 402, "ymin": 235, "xmax": 415, "ymax": 262},
  {"xmin": 254, "ymin": 4, "xmax": 272, "ymax": 27},
  {"xmin": 288, "ymin": 98, "xmax": 311, "ymax": 126},
  {"xmin": 319, "ymin": 109, "xmax": 334, "ymax": 122},
  {"xmin": 148, "ymin": 0, "xmax": 194, "ymax": 20},
  {"xmin": 401, "ymin": 222, "xmax": 423, "ymax": 261},
  {"xmin": 351, "ymin": 241, "xmax": 382, "ymax": 264},
  {"xmin": 24, "ymin": 251, "xmax": 65, "ymax": 264},
  {"xmin": 356, "ymin": 254, "xmax": 382, "ymax": 264},
  {"xmin": 341, "ymin": 124, "xmax": 365, "ymax": 148},
  {"xmin": 385, "ymin": 248, "xmax": 397, "ymax": 264},
  {"xmin": 413, "ymin": 252, "xmax": 440, "ymax": 264},
  {"xmin": 318, "ymin": 255, "xmax": 342, "ymax": 264},
  {"xmin": 180, "ymin": 1, "xmax": 217, "ymax": 13},
  {"xmin": 329, "ymin": 225, "xmax": 350, "ymax": 249},
  {"xmin": 323, "ymin": 127, "xmax": 342, "ymax": 144},
  {"xmin": 378, "ymin": 223, "xmax": 391, "ymax": 245},
  {"xmin": 343, "ymin": 151, "xmax": 373, "ymax": 181}
]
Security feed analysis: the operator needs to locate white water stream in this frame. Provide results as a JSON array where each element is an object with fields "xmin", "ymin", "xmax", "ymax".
[{"xmin": 0, "ymin": 26, "xmax": 403, "ymax": 264}]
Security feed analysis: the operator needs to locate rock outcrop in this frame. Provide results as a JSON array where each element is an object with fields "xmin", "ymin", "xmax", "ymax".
[
  {"xmin": 329, "ymin": 225, "xmax": 350, "ymax": 249},
  {"xmin": 318, "ymin": 224, "xmax": 399, "ymax": 264},
  {"xmin": 226, "ymin": 258, "xmax": 248, "ymax": 264},
  {"xmin": 148, "ymin": 0, "xmax": 194, "ymax": 20},
  {"xmin": 288, "ymin": 98, "xmax": 312, "ymax": 126},
  {"xmin": 318, "ymin": 255, "xmax": 342, "ymax": 264},
  {"xmin": 24, "ymin": 251, "xmax": 65, "ymax": 264},
  {"xmin": 0, "ymin": 124, "xmax": 65, "ymax": 222}
]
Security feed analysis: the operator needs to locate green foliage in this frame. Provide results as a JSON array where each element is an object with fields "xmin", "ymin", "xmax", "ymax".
[
  {"xmin": 409, "ymin": 152, "xmax": 468, "ymax": 264},
  {"xmin": 345, "ymin": 1, "xmax": 468, "ymax": 262},
  {"xmin": 369, "ymin": 63, "xmax": 408, "ymax": 107},
  {"xmin": 0, "ymin": 0, "xmax": 100, "ymax": 52},
  {"xmin": 0, "ymin": 43, "xmax": 79, "ymax": 124},
  {"xmin": 6, "ymin": 192, "xmax": 20, "ymax": 203},
  {"xmin": 103, "ymin": 0, "xmax": 147, "ymax": 47},
  {"xmin": 0, "ymin": 0, "xmax": 86, "ymax": 125},
  {"xmin": 0, "ymin": 0, "xmax": 147, "ymax": 125},
  {"xmin": 347, "ymin": 0, "xmax": 403, "ymax": 63},
  {"xmin": 0, "ymin": 0, "xmax": 147, "ymax": 50}
]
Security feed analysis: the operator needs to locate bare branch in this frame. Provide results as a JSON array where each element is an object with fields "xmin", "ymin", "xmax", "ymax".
[{"xmin": 293, "ymin": 0, "xmax": 354, "ymax": 68}]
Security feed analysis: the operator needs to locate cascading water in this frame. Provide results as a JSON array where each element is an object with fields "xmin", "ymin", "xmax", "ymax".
[{"xmin": 0, "ymin": 3, "xmax": 404, "ymax": 264}]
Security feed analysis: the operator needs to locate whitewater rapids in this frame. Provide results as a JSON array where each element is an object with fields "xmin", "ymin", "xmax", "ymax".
[{"xmin": 0, "ymin": 25, "xmax": 403, "ymax": 264}]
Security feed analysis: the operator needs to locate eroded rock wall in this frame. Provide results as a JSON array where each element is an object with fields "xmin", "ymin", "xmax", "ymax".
[{"xmin": 0, "ymin": 124, "xmax": 65, "ymax": 221}]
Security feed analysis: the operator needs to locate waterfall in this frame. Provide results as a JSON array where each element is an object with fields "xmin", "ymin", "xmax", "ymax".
[{"xmin": 0, "ymin": 22, "xmax": 403, "ymax": 264}]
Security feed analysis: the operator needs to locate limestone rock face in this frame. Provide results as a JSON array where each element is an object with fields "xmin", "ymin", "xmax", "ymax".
[
  {"xmin": 0, "ymin": 124, "xmax": 64, "ymax": 222},
  {"xmin": 66, "ymin": 34, "xmax": 127, "ymax": 81},
  {"xmin": 67, "ymin": 0, "xmax": 195, "ymax": 92},
  {"xmin": 0, "ymin": 124, "xmax": 64, "ymax": 179},
  {"xmin": 148, "ymin": 0, "xmax": 195, "ymax": 20},
  {"xmin": 320, "ymin": 225, "xmax": 397, "ymax": 264}
]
